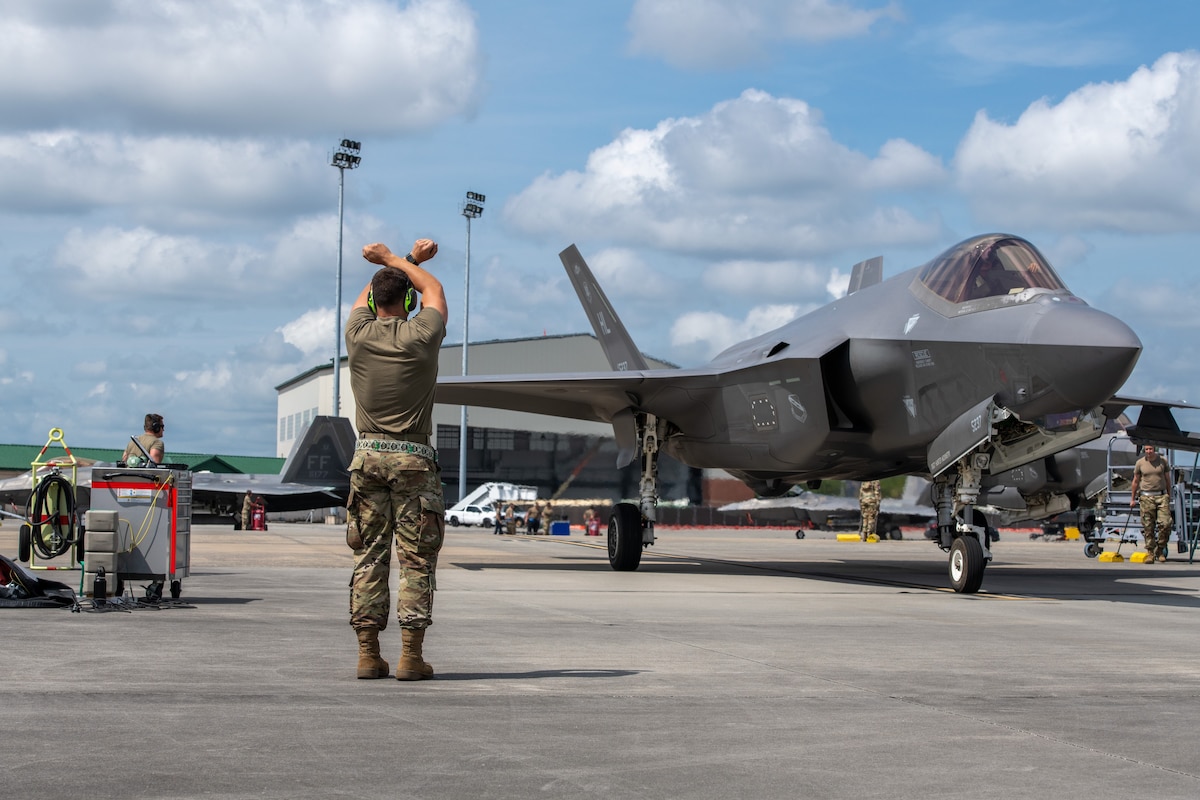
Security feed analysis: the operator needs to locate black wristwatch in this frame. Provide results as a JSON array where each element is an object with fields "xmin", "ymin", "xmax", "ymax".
[{"xmin": 405, "ymin": 253, "xmax": 419, "ymax": 266}]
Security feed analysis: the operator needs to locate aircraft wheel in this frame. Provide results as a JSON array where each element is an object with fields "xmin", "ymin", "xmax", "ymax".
[
  {"xmin": 949, "ymin": 536, "xmax": 985, "ymax": 594},
  {"xmin": 18, "ymin": 523, "xmax": 32, "ymax": 563},
  {"xmin": 889, "ymin": 526, "xmax": 903, "ymax": 540},
  {"xmin": 795, "ymin": 529, "xmax": 806, "ymax": 540},
  {"xmin": 1084, "ymin": 542, "xmax": 1101, "ymax": 559},
  {"xmin": 170, "ymin": 580, "xmax": 182, "ymax": 599},
  {"xmin": 608, "ymin": 503, "xmax": 643, "ymax": 571}
]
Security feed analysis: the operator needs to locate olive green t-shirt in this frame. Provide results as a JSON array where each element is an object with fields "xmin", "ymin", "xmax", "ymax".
[
  {"xmin": 345, "ymin": 305, "xmax": 446, "ymax": 439},
  {"xmin": 122, "ymin": 433, "xmax": 164, "ymax": 463},
  {"xmin": 1134, "ymin": 456, "xmax": 1169, "ymax": 493}
]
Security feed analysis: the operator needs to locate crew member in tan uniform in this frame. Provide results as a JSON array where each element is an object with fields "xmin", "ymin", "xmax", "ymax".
[
  {"xmin": 241, "ymin": 490, "xmax": 254, "ymax": 531},
  {"xmin": 121, "ymin": 413, "xmax": 165, "ymax": 465},
  {"xmin": 1130, "ymin": 444, "xmax": 1173, "ymax": 562},
  {"xmin": 345, "ymin": 238, "xmax": 447, "ymax": 681}
]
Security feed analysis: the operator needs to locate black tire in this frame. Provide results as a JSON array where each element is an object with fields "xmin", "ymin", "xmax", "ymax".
[
  {"xmin": 949, "ymin": 536, "xmax": 985, "ymax": 593},
  {"xmin": 1084, "ymin": 542, "xmax": 1101, "ymax": 559},
  {"xmin": 448, "ymin": 516, "xmax": 460, "ymax": 527},
  {"xmin": 170, "ymin": 580, "xmax": 182, "ymax": 599},
  {"xmin": 608, "ymin": 503, "xmax": 643, "ymax": 571},
  {"xmin": 482, "ymin": 518, "xmax": 493, "ymax": 529},
  {"xmin": 233, "ymin": 515, "xmax": 242, "ymax": 531},
  {"xmin": 888, "ymin": 526, "xmax": 903, "ymax": 540},
  {"xmin": 18, "ymin": 523, "xmax": 31, "ymax": 563},
  {"xmin": 795, "ymin": 530, "xmax": 806, "ymax": 540}
]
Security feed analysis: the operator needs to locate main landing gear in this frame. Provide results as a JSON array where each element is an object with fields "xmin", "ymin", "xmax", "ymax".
[{"xmin": 606, "ymin": 414, "xmax": 664, "ymax": 571}]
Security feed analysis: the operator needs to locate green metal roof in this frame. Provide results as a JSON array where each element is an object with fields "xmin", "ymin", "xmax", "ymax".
[{"xmin": 0, "ymin": 443, "xmax": 284, "ymax": 475}]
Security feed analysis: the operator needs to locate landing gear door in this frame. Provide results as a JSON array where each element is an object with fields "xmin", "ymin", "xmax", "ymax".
[{"xmin": 927, "ymin": 397, "xmax": 998, "ymax": 478}]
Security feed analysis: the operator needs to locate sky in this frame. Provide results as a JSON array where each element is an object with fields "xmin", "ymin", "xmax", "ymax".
[{"xmin": 3, "ymin": 0, "xmax": 1200, "ymax": 456}]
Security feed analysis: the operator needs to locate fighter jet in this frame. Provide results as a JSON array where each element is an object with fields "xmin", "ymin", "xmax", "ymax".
[{"xmin": 435, "ymin": 234, "xmax": 1142, "ymax": 592}]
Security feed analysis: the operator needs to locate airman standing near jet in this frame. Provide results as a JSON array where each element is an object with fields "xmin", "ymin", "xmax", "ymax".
[
  {"xmin": 859, "ymin": 480, "xmax": 881, "ymax": 541},
  {"xmin": 1130, "ymin": 444, "xmax": 1173, "ymax": 562},
  {"xmin": 241, "ymin": 489, "xmax": 253, "ymax": 532},
  {"xmin": 345, "ymin": 238, "xmax": 447, "ymax": 681},
  {"xmin": 540, "ymin": 501, "xmax": 554, "ymax": 536}
]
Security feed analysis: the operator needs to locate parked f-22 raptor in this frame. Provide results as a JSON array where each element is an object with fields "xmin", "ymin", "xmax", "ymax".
[{"xmin": 435, "ymin": 234, "xmax": 1142, "ymax": 592}]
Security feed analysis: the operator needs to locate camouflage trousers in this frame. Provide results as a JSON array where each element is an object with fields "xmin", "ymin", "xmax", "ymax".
[
  {"xmin": 860, "ymin": 504, "xmax": 879, "ymax": 538},
  {"xmin": 1139, "ymin": 494, "xmax": 1172, "ymax": 557},
  {"xmin": 347, "ymin": 450, "xmax": 445, "ymax": 631}
]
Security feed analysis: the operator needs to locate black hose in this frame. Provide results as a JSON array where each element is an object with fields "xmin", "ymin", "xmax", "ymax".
[{"xmin": 27, "ymin": 473, "xmax": 77, "ymax": 559}]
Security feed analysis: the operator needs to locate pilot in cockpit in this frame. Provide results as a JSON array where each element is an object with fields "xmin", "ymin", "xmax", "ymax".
[{"xmin": 966, "ymin": 254, "xmax": 1017, "ymax": 300}]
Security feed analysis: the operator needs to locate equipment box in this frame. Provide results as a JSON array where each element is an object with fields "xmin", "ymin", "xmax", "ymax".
[{"xmin": 89, "ymin": 467, "xmax": 191, "ymax": 594}]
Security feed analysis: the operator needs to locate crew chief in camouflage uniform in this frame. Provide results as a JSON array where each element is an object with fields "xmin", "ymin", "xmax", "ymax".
[
  {"xmin": 345, "ymin": 238, "xmax": 447, "ymax": 681},
  {"xmin": 1130, "ymin": 444, "xmax": 1173, "ymax": 563},
  {"xmin": 858, "ymin": 480, "xmax": 881, "ymax": 541}
]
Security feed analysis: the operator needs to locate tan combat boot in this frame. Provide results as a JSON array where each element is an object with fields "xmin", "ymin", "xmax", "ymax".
[
  {"xmin": 396, "ymin": 627, "xmax": 434, "ymax": 681},
  {"xmin": 356, "ymin": 627, "xmax": 390, "ymax": 679}
]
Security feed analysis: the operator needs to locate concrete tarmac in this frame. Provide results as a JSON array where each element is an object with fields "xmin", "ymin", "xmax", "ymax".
[{"xmin": 3, "ymin": 523, "xmax": 1200, "ymax": 799}]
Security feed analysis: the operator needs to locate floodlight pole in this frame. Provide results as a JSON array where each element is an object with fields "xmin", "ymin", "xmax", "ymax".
[
  {"xmin": 330, "ymin": 139, "xmax": 362, "ymax": 419},
  {"xmin": 459, "ymin": 192, "xmax": 485, "ymax": 503}
]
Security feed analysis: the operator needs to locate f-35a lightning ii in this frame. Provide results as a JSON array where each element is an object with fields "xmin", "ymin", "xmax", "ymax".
[{"xmin": 435, "ymin": 234, "xmax": 1142, "ymax": 592}]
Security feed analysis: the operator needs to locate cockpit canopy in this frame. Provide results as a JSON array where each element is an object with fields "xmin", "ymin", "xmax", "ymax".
[{"xmin": 919, "ymin": 234, "xmax": 1067, "ymax": 305}]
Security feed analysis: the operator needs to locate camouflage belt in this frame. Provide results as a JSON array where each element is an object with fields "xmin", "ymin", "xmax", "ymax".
[{"xmin": 356, "ymin": 439, "xmax": 438, "ymax": 462}]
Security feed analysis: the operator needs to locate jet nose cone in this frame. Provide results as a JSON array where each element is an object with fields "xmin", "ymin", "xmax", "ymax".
[{"xmin": 1032, "ymin": 301, "xmax": 1141, "ymax": 411}]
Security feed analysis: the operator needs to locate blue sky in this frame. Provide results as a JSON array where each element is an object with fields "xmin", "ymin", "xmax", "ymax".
[{"xmin": 2, "ymin": 0, "xmax": 1199, "ymax": 456}]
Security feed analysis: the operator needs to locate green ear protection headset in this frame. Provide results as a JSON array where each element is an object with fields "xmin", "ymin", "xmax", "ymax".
[{"xmin": 367, "ymin": 279, "xmax": 416, "ymax": 315}]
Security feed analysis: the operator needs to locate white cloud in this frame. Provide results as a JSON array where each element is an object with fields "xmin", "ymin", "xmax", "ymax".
[
  {"xmin": 588, "ymin": 248, "xmax": 672, "ymax": 297},
  {"xmin": 50, "ymin": 211, "xmax": 381, "ymax": 306},
  {"xmin": 826, "ymin": 267, "xmax": 850, "ymax": 298},
  {"xmin": 670, "ymin": 303, "xmax": 804, "ymax": 358},
  {"xmin": 279, "ymin": 308, "xmax": 337, "ymax": 358},
  {"xmin": 1107, "ymin": 279, "xmax": 1200, "ymax": 328},
  {"xmin": 702, "ymin": 259, "xmax": 827, "ymax": 301},
  {"xmin": 172, "ymin": 363, "xmax": 235, "ymax": 392},
  {"xmin": 506, "ymin": 89, "xmax": 946, "ymax": 259},
  {"xmin": 955, "ymin": 51, "xmax": 1200, "ymax": 232},
  {"xmin": 0, "ymin": 0, "xmax": 483, "ymax": 135},
  {"xmin": 0, "ymin": 132, "xmax": 329, "ymax": 226},
  {"xmin": 55, "ymin": 226, "xmax": 270, "ymax": 298},
  {"xmin": 628, "ymin": 0, "xmax": 902, "ymax": 69},
  {"xmin": 923, "ymin": 15, "xmax": 1126, "ymax": 73}
]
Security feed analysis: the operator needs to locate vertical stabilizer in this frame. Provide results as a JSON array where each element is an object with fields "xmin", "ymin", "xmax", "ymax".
[
  {"xmin": 280, "ymin": 416, "xmax": 356, "ymax": 487},
  {"xmin": 846, "ymin": 256, "xmax": 883, "ymax": 295},
  {"xmin": 559, "ymin": 244, "xmax": 649, "ymax": 371}
]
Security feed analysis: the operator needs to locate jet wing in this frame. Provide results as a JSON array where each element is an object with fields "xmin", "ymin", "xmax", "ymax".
[
  {"xmin": 436, "ymin": 372, "xmax": 650, "ymax": 425},
  {"xmin": 719, "ymin": 493, "xmax": 861, "ymax": 513},
  {"xmin": 719, "ymin": 493, "xmax": 934, "ymax": 518},
  {"xmin": 436, "ymin": 364, "xmax": 764, "ymax": 435},
  {"xmin": 190, "ymin": 473, "xmax": 343, "ymax": 513}
]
